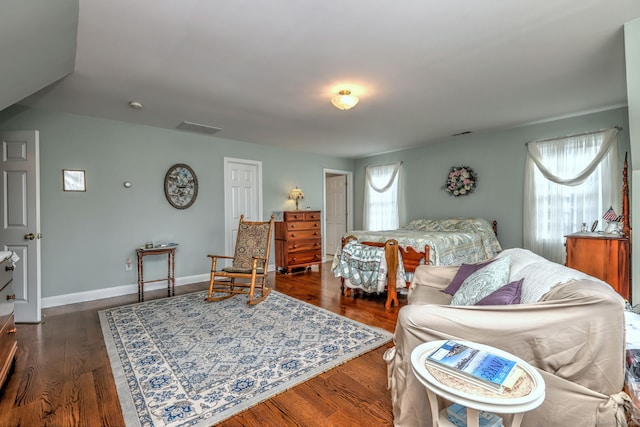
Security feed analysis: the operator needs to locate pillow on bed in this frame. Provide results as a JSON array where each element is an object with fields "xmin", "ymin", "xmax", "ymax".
[
  {"xmin": 450, "ymin": 256, "xmax": 510, "ymax": 306},
  {"xmin": 442, "ymin": 258, "xmax": 497, "ymax": 295},
  {"xmin": 474, "ymin": 278, "xmax": 523, "ymax": 305}
]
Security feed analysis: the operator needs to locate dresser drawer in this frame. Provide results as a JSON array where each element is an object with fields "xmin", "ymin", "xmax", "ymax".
[
  {"xmin": 286, "ymin": 221, "xmax": 320, "ymax": 232},
  {"xmin": 283, "ymin": 211, "xmax": 320, "ymax": 222},
  {"xmin": 0, "ymin": 279, "xmax": 15, "ymax": 328},
  {"xmin": 287, "ymin": 250, "xmax": 322, "ymax": 265},
  {"xmin": 286, "ymin": 229, "xmax": 321, "ymax": 240},
  {"xmin": 0, "ymin": 258, "xmax": 13, "ymax": 291},
  {"xmin": 286, "ymin": 240, "xmax": 321, "ymax": 252}
]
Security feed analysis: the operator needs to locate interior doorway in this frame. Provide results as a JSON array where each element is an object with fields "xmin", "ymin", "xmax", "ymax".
[
  {"xmin": 323, "ymin": 169, "xmax": 353, "ymax": 258},
  {"xmin": 223, "ymin": 158, "xmax": 263, "ymax": 261}
]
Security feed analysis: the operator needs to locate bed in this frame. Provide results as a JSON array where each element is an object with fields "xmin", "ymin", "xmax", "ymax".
[{"xmin": 331, "ymin": 218, "xmax": 502, "ymax": 308}]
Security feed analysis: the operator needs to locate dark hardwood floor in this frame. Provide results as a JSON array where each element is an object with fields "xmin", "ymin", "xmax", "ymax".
[{"xmin": 0, "ymin": 261, "xmax": 406, "ymax": 426}]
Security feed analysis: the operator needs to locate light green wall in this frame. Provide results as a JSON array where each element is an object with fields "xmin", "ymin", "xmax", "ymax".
[
  {"xmin": 0, "ymin": 105, "xmax": 354, "ymax": 299},
  {"xmin": 626, "ymin": 18, "xmax": 640, "ymax": 303},
  {"xmin": 353, "ymin": 107, "xmax": 631, "ymax": 251},
  {"xmin": 0, "ymin": 104, "xmax": 632, "ymax": 301}
]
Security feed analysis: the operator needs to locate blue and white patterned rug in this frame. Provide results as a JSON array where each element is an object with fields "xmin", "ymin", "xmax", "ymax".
[{"xmin": 99, "ymin": 290, "xmax": 392, "ymax": 427}]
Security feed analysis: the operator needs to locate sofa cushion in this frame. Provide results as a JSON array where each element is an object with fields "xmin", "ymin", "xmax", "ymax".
[
  {"xmin": 495, "ymin": 248, "xmax": 544, "ymax": 278},
  {"xmin": 474, "ymin": 278, "xmax": 523, "ymax": 305},
  {"xmin": 450, "ymin": 256, "xmax": 510, "ymax": 306},
  {"xmin": 442, "ymin": 258, "xmax": 496, "ymax": 295},
  {"xmin": 496, "ymin": 248, "xmax": 602, "ymax": 303}
]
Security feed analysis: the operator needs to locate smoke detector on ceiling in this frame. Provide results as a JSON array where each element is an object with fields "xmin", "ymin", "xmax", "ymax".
[{"xmin": 128, "ymin": 101, "xmax": 144, "ymax": 110}]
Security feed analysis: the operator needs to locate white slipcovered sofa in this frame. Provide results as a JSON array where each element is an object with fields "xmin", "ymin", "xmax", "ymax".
[{"xmin": 384, "ymin": 248, "xmax": 630, "ymax": 426}]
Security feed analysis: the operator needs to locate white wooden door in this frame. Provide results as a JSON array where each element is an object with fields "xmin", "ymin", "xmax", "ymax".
[
  {"xmin": 0, "ymin": 131, "xmax": 41, "ymax": 323},
  {"xmin": 325, "ymin": 175, "xmax": 347, "ymax": 256},
  {"xmin": 224, "ymin": 158, "xmax": 263, "ymax": 257}
]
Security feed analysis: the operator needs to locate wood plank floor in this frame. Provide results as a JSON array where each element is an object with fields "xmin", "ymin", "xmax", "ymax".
[{"xmin": 0, "ymin": 261, "xmax": 406, "ymax": 426}]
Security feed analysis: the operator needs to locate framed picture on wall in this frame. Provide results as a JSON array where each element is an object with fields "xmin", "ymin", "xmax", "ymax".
[{"xmin": 63, "ymin": 169, "xmax": 86, "ymax": 192}]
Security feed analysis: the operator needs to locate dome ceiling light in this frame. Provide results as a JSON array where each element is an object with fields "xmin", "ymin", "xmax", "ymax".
[{"xmin": 331, "ymin": 90, "xmax": 359, "ymax": 110}]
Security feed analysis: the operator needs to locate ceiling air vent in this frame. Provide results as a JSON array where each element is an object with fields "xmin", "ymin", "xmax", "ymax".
[
  {"xmin": 451, "ymin": 131, "xmax": 472, "ymax": 137},
  {"xmin": 176, "ymin": 121, "xmax": 222, "ymax": 135}
]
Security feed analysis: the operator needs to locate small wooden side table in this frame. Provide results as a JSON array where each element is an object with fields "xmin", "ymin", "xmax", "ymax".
[
  {"xmin": 136, "ymin": 245, "xmax": 177, "ymax": 302},
  {"xmin": 411, "ymin": 340, "xmax": 545, "ymax": 427}
]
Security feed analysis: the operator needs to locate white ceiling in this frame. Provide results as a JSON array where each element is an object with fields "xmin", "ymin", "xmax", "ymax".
[{"xmin": 20, "ymin": 0, "xmax": 640, "ymax": 159}]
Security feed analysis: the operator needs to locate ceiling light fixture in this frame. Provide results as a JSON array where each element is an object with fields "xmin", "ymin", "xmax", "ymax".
[{"xmin": 331, "ymin": 90, "xmax": 359, "ymax": 110}]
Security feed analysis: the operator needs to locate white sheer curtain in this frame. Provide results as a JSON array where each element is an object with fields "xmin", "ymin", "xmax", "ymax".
[
  {"xmin": 363, "ymin": 162, "xmax": 403, "ymax": 231},
  {"xmin": 523, "ymin": 128, "xmax": 620, "ymax": 263}
]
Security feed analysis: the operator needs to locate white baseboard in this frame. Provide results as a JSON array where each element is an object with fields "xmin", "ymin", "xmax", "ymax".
[
  {"xmin": 41, "ymin": 273, "xmax": 210, "ymax": 309},
  {"xmin": 41, "ymin": 263, "xmax": 277, "ymax": 309}
]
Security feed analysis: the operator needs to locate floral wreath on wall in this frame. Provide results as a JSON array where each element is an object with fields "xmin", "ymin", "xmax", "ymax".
[{"xmin": 443, "ymin": 165, "xmax": 477, "ymax": 197}]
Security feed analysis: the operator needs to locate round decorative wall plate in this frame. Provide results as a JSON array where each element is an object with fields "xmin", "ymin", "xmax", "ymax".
[{"xmin": 164, "ymin": 163, "xmax": 198, "ymax": 209}]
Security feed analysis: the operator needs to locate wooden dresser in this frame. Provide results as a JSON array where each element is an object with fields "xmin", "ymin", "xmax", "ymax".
[
  {"xmin": 274, "ymin": 210, "xmax": 322, "ymax": 273},
  {"xmin": 0, "ymin": 254, "xmax": 16, "ymax": 391},
  {"xmin": 565, "ymin": 233, "xmax": 630, "ymax": 301}
]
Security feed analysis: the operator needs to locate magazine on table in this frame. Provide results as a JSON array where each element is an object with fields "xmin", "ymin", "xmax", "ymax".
[
  {"xmin": 447, "ymin": 403, "xmax": 503, "ymax": 427},
  {"xmin": 426, "ymin": 340, "xmax": 523, "ymax": 393}
]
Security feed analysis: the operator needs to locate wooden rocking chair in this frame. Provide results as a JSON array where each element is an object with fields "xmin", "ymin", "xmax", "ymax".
[{"xmin": 206, "ymin": 214, "xmax": 274, "ymax": 305}]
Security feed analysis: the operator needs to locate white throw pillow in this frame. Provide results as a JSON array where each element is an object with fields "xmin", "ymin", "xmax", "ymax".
[{"xmin": 451, "ymin": 256, "xmax": 511, "ymax": 306}]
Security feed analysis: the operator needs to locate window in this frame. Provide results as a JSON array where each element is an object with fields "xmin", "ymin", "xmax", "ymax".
[
  {"xmin": 363, "ymin": 162, "xmax": 402, "ymax": 231},
  {"xmin": 523, "ymin": 128, "xmax": 620, "ymax": 263}
]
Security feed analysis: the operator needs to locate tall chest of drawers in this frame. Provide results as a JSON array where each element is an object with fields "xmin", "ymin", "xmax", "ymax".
[
  {"xmin": 274, "ymin": 211, "xmax": 322, "ymax": 273},
  {"xmin": 0, "ymin": 254, "xmax": 16, "ymax": 391},
  {"xmin": 565, "ymin": 233, "xmax": 630, "ymax": 302}
]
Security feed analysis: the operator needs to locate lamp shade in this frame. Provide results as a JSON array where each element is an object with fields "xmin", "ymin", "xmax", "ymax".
[
  {"xmin": 331, "ymin": 90, "xmax": 359, "ymax": 110},
  {"xmin": 289, "ymin": 187, "xmax": 304, "ymax": 200},
  {"xmin": 289, "ymin": 187, "xmax": 304, "ymax": 210}
]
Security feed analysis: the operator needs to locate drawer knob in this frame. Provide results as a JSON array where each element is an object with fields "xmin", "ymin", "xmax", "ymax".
[
  {"xmin": 314, "ymin": 232, "xmax": 319, "ymax": 236},
  {"xmin": 7, "ymin": 327, "xmax": 16, "ymax": 335},
  {"xmin": 6, "ymin": 294, "xmax": 15, "ymax": 301},
  {"xmin": 5, "ymin": 265, "xmax": 14, "ymax": 272},
  {"xmin": 290, "ymin": 224, "xmax": 296, "ymax": 228},
  {"xmin": 292, "ymin": 244, "xmax": 298, "ymax": 249},
  {"xmin": 292, "ymin": 258, "xmax": 297, "ymax": 262},
  {"xmin": 291, "ymin": 234, "xmax": 296, "ymax": 237}
]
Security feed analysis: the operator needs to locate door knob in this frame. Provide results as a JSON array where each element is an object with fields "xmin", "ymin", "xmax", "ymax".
[{"xmin": 24, "ymin": 233, "xmax": 35, "ymax": 240}]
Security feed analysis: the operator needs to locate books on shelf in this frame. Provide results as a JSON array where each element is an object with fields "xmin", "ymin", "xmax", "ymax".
[
  {"xmin": 426, "ymin": 340, "xmax": 523, "ymax": 393},
  {"xmin": 446, "ymin": 403, "xmax": 503, "ymax": 427}
]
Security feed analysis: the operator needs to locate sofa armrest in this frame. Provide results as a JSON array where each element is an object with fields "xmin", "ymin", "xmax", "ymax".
[{"xmin": 407, "ymin": 264, "xmax": 459, "ymax": 305}]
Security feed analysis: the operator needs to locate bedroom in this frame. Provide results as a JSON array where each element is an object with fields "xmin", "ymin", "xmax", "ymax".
[{"xmin": 0, "ymin": 1, "xmax": 640, "ymax": 425}]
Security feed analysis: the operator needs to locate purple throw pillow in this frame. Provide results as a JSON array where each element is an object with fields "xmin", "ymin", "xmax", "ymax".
[
  {"xmin": 442, "ymin": 258, "xmax": 497, "ymax": 296},
  {"xmin": 474, "ymin": 278, "xmax": 523, "ymax": 305}
]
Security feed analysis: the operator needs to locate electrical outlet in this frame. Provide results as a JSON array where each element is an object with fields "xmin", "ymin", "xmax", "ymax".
[{"xmin": 125, "ymin": 257, "xmax": 133, "ymax": 271}]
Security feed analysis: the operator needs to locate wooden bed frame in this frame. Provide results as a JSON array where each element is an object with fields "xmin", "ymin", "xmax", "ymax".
[
  {"xmin": 340, "ymin": 220, "xmax": 498, "ymax": 309},
  {"xmin": 341, "ymin": 235, "xmax": 429, "ymax": 309}
]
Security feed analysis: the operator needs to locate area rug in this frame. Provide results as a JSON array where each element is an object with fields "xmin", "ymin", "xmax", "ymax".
[{"xmin": 99, "ymin": 290, "xmax": 392, "ymax": 427}]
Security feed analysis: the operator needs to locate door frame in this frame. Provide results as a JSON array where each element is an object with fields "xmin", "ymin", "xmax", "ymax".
[
  {"xmin": 322, "ymin": 168, "xmax": 353, "ymax": 261},
  {"xmin": 223, "ymin": 157, "xmax": 263, "ymax": 256}
]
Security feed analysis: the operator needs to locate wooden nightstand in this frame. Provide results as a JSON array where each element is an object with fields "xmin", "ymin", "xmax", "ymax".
[
  {"xmin": 565, "ymin": 233, "xmax": 630, "ymax": 302},
  {"xmin": 274, "ymin": 211, "xmax": 322, "ymax": 273}
]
